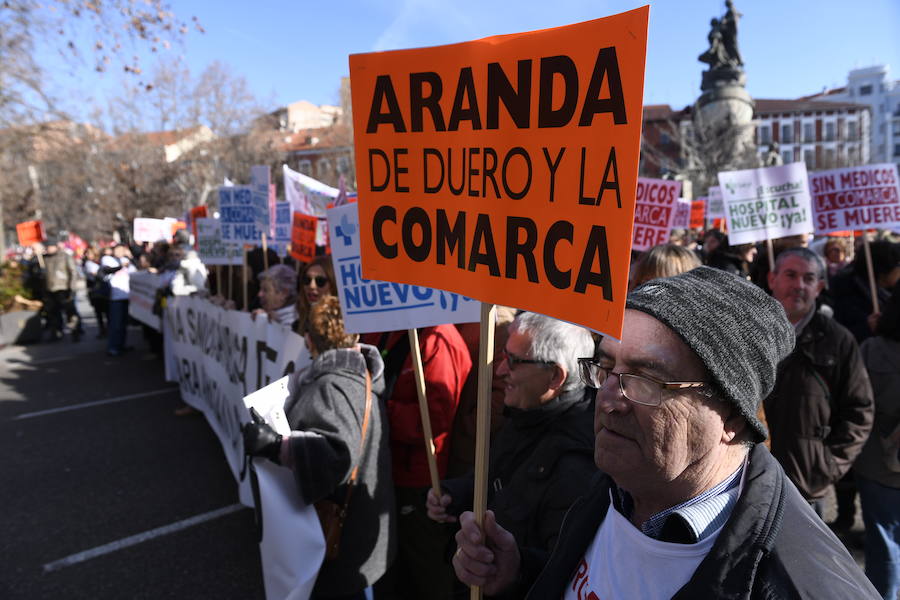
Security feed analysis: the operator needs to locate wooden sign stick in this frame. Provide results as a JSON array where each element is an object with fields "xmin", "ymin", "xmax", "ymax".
[
  {"xmin": 242, "ymin": 247, "xmax": 249, "ymax": 311},
  {"xmin": 228, "ymin": 263, "xmax": 233, "ymax": 302},
  {"xmin": 215, "ymin": 265, "xmax": 221, "ymax": 297},
  {"xmin": 765, "ymin": 236, "xmax": 775, "ymax": 273},
  {"xmin": 470, "ymin": 302, "xmax": 496, "ymax": 600},
  {"xmin": 407, "ymin": 328, "xmax": 442, "ymax": 498},
  {"xmin": 261, "ymin": 233, "xmax": 269, "ymax": 271},
  {"xmin": 862, "ymin": 234, "xmax": 880, "ymax": 315}
]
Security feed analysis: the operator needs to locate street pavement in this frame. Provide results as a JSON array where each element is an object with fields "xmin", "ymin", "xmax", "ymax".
[{"xmin": 0, "ymin": 295, "xmax": 265, "ymax": 599}]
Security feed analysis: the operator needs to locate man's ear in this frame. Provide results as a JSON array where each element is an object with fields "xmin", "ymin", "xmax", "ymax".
[
  {"xmin": 548, "ymin": 364, "xmax": 567, "ymax": 392},
  {"xmin": 722, "ymin": 407, "xmax": 748, "ymax": 443}
]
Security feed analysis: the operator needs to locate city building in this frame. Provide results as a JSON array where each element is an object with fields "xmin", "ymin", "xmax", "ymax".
[
  {"xmin": 806, "ymin": 65, "xmax": 900, "ymax": 166},
  {"xmin": 753, "ymin": 99, "xmax": 871, "ymax": 170}
]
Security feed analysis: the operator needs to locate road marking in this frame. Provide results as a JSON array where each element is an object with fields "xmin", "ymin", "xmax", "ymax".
[
  {"xmin": 8, "ymin": 355, "xmax": 79, "ymax": 367},
  {"xmin": 43, "ymin": 504, "xmax": 245, "ymax": 573},
  {"xmin": 13, "ymin": 388, "xmax": 178, "ymax": 420}
]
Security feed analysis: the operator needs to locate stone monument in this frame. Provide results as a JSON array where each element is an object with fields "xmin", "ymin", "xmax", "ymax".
[{"xmin": 693, "ymin": 0, "xmax": 755, "ymax": 169}]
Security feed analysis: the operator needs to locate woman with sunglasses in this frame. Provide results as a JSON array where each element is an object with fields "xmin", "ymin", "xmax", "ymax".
[{"xmin": 297, "ymin": 255, "xmax": 337, "ymax": 335}]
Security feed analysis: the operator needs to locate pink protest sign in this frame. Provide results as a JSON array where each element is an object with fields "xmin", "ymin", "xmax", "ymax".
[{"xmin": 810, "ymin": 164, "xmax": 900, "ymax": 234}]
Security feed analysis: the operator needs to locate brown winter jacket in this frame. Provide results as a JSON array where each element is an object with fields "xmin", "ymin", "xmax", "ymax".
[
  {"xmin": 43, "ymin": 250, "xmax": 77, "ymax": 293},
  {"xmin": 764, "ymin": 310, "xmax": 874, "ymax": 500}
]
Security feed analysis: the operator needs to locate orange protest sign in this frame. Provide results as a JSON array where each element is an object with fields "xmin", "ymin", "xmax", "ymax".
[
  {"xmin": 350, "ymin": 7, "xmax": 648, "ymax": 338},
  {"xmin": 690, "ymin": 200, "xmax": 706, "ymax": 230},
  {"xmin": 16, "ymin": 220, "xmax": 45, "ymax": 246},
  {"xmin": 171, "ymin": 221, "xmax": 187, "ymax": 236},
  {"xmin": 290, "ymin": 212, "xmax": 317, "ymax": 263}
]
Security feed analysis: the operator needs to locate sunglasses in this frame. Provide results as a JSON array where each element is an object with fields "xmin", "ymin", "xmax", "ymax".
[{"xmin": 302, "ymin": 275, "xmax": 329, "ymax": 288}]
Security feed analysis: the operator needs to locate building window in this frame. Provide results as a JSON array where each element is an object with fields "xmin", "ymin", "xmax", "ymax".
[
  {"xmin": 848, "ymin": 147, "xmax": 858, "ymax": 165},
  {"xmin": 782, "ymin": 149, "xmax": 793, "ymax": 163},
  {"xmin": 860, "ymin": 85, "xmax": 873, "ymax": 96},
  {"xmin": 660, "ymin": 132, "xmax": 671, "ymax": 146},
  {"xmin": 825, "ymin": 148, "xmax": 836, "ymax": 167},
  {"xmin": 893, "ymin": 121, "xmax": 900, "ymax": 136},
  {"xmin": 803, "ymin": 123, "xmax": 813, "ymax": 143},
  {"xmin": 894, "ymin": 144, "xmax": 900, "ymax": 157},
  {"xmin": 759, "ymin": 125, "xmax": 771, "ymax": 144},
  {"xmin": 804, "ymin": 149, "xmax": 814, "ymax": 169},
  {"xmin": 337, "ymin": 155, "xmax": 351, "ymax": 175},
  {"xmin": 825, "ymin": 122, "xmax": 836, "ymax": 142},
  {"xmin": 781, "ymin": 124, "xmax": 793, "ymax": 144},
  {"xmin": 298, "ymin": 159, "xmax": 312, "ymax": 174},
  {"xmin": 848, "ymin": 121, "xmax": 858, "ymax": 140}
]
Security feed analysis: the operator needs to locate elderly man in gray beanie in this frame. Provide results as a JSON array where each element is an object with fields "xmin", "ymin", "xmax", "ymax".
[{"xmin": 452, "ymin": 266, "xmax": 879, "ymax": 599}]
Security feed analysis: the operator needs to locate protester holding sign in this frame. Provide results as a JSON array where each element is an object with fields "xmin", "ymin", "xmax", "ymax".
[
  {"xmin": 452, "ymin": 267, "xmax": 879, "ymax": 599},
  {"xmin": 242, "ymin": 295, "xmax": 395, "ymax": 599},
  {"xmin": 427, "ymin": 312, "xmax": 596, "ymax": 592},
  {"xmin": 296, "ymin": 256, "xmax": 337, "ymax": 334},
  {"xmin": 365, "ymin": 323, "xmax": 472, "ymax": 600},
  {"xmin": 253, "ymin": 264, "xmax": 298, "ymax": 326},
  {"xmin": 103, "ymin": 244, "xmax": 135, "ymax": 357},
  {"xmin": 831, "ymin": 240, "xmax": 900, "ymax": 343}
]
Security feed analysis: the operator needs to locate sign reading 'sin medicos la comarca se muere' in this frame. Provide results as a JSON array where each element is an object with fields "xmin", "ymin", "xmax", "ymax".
[{"xmin": 349, "ymin": 7, "xmax": 648, "ymax": 338}]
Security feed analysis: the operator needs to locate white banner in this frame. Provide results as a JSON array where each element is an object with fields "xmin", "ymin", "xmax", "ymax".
[
  {"xmin": 327, "ymin": 203, "xmax": 480, "ymax": 333},
  {"xmin": 244, "ymin": 378, "xmax": 325, "ymax": 600},
  {"xmin": 128, "ymin": 270, "xmax": 166, "ymax": 331},
  {"xmin": 809, "ymin": 163, "xmax": 900, "ymax": 234},
  {"xmin": 197, "ymin": 218, "xmax": 241, "ymax": 266},
  {"xmin": 220, "ymin": 186, "xmax": 265, "ymax": 246},
  {"xmin": 631, "ymin": 178, "xmax": 682, "ymax": 251},
  {"xmin": 163, "ymin": 296, "xmax": 312, "ymax": 506},
  {"xmin": 718, "ymin": 163, "xmax": 814, "ymax": 245},
  {"xmin": 133, "ymin": 218, "xmax": 171, "ymax": 243},
  {"xmin": 283, "ymin": 165, "xmax": 335, "ymax": 246}
]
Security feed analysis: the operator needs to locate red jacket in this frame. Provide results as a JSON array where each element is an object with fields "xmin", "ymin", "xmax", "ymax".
[{"xmin": 364, "ymin": 325, "xmax": 472, "ymax": 488}]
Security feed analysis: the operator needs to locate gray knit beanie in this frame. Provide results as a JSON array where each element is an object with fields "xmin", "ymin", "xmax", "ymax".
[{"xmin": 626, "ymin": 266, "xmax": 795, "ymax": 442}]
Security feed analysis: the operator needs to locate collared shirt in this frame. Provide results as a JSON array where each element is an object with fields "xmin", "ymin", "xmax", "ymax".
[{"xmin": 613, "ymin": 463, "xmax": 744, "ymax": 543}]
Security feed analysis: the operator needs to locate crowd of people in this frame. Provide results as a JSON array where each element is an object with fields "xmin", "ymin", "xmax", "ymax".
[{"xmin": 5, "ymin": 224, "xmax": 900, "ymax": 599}]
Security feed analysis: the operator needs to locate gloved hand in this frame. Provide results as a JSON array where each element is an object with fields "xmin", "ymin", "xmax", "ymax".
[{"xmin": 242, "ymin": 407, "xmax": 283, "ymax": 464}]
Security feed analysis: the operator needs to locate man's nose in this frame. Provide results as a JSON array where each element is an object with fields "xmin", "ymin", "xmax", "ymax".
[
  {"xmin": 496, "ymin": 357, "xmax": 510, "ymax": 376},
  {"xmin": 595, "ymin": 379, "xmax": 630, "ymax": 415}
]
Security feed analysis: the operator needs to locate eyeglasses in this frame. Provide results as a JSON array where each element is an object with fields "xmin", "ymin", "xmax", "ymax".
[
  {"xmin": 577, "ymin": 357, "xmax": 712, "ymax": 407},
  {"xmin": 501, "ymin": 348, "xmax": 556, "ymax": 369},
  {"xmin": 302, "ymin": 275, "xmax": 329, "ymax": 288}
]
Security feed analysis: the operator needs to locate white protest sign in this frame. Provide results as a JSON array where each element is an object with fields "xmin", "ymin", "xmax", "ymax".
[
  {"xmin": 284, "ymin": 165, "xmax": 336, "ymax": 246},
  {"xmin": 164, "ymin": 296, "xmax": 312, "ymax": 506},
  {"xmin": 128, "ymin": 270, "xmax": 166, "ymax": 331},
  {"xmin": 272, "ymin": 202, "xmax": 292, "ymax": 257},
  {"xmin": 718, "ymin": 163, "xmax": 813, "ymax": 245},
  {"xmin": 250, "ymin": 165, "xmax": 272, "ymax": 234},
  {"xmin": 671, "ymin": 199, "xmax": 691, "ymax": 230},
  {"xmin": 243, "ymin": 377, "xmax": 325, "ymax": 600},
  {"xmin": 133, "ymin": 218, "xmax": 171, "ymax": 243},
  {"xmin": 706, "ymin": 186, "xmax": 725, "ymax": 224},
  {"xmin": 220, "ymin": 186, "xmax": 264, "ymax": 245},
  {"xmin": 631, "ymin": 178, "xmax": 682, "ymax": 250},
  {"xmin": 809, "ymin": 163, "xmax": 900, "ymax": 234},
  {"xmin": 327, "ymin": 203, "xmax": 480, "ymax": 333},
  {"xmin": 196, "ymin": 218, "xmax": 241, "ymax": 265}
]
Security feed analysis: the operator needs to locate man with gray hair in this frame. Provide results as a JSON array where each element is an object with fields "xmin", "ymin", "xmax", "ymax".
[
  {"xmin": 427, "ymin": 311, "xmax": 596, "ymax": 573},
  {"xmin": 765, "ymin": 246, "xmax": 874, "ymax": 515}
]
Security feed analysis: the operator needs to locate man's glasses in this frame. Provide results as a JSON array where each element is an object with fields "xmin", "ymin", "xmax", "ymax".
[
  {"xmin": 577, "ymin": 357, "xmax": 712, "ymax": 407},
  {"xmin": 302, "ymin": 275, "xmax": 329, "ymax": 288},
  {"xmin": 501, "ymin": 348, "xmax": 556, "ymax": 369}
]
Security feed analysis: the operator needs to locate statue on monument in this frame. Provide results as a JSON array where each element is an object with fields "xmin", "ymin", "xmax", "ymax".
[
  {"xmin": 699, "ymin": 0, "xmax": 746, "ymax": 90},
  {"xmin": 763, "ymin": 142, "xmax": 783, "ymax": 167}
]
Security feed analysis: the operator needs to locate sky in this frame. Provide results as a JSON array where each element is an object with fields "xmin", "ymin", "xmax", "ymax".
[{"xmin": 44, "ymin": 0, "xmax": 900, "ymax": 123}]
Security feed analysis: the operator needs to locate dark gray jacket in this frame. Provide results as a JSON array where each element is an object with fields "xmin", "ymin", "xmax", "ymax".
[
  {"xmin": 285, "ymin": 343, "xmax": 396, "ymax": 597},
  {"xmin": 515, "ymin": 444, "xmax": 879, "ymax": 599}
]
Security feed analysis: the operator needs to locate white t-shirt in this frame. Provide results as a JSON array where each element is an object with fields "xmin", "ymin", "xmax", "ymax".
[{"xmin": 563, "ymin": 502, "xmax": 721, "ymax": 600}]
